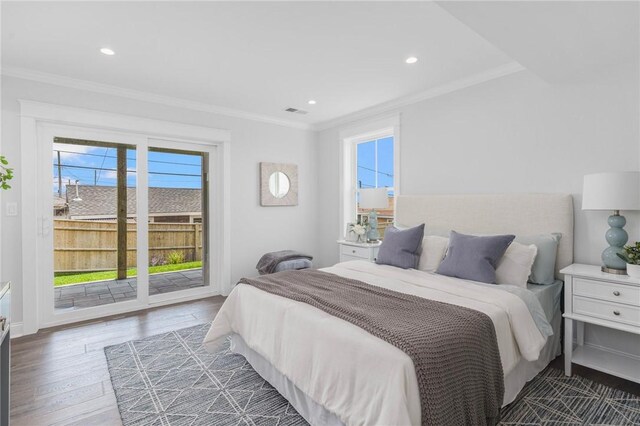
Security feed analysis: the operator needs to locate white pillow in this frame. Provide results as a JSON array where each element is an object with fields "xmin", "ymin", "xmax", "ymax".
[
  {"xmin": 418, "ymin": 236, "xmax": 449, "ymax": 272},
  {"xmin": 495, "ymin": 242, "xmax": 538, "ymax": 288}
]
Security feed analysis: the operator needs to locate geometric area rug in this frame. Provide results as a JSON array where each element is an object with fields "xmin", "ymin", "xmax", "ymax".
[
  {"xmin": 105, "ymin": 323, "xmax": 640, "ymax": 426},
  {"xmin": 500, "ymin": 367, "xmax": 640, "ymax": 425},
  {"xmin": 104, "ymin": 323, "xmax": 307, "ymax": 426}
]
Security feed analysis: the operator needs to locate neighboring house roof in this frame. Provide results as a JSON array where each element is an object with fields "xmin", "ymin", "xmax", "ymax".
[
  {"xmin": 53, "ymin": 195, "xmax": 67, "ymax": 209},
  {"xmin": 67, "ymin": 185, "xmax": 201, "ymax": 217}
]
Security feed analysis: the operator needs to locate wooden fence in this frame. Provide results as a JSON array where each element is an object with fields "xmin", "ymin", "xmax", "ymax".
[{"xmin": 54, "ymin": 219, "xmax": 203, "ymax": 273}]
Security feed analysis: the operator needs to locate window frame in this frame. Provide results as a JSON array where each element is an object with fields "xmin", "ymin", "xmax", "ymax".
[{"xmin": 339, "ymin": 114, "xmax": 400, "ymax": 239}]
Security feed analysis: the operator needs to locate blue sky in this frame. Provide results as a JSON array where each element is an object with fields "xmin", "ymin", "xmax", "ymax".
[
  {"xmin": 357, "ymin": 136, "xmax": 394, "ymax": 191},
  {"xmin": 53, "ymin": 138, "xmax": 392, "ymax": 196},
  {"xmin": 53, "ymin": 143, "xmax": 203, "ymax": 195}
]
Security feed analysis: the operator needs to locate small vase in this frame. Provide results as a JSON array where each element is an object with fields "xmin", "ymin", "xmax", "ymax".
[{"xmin": 627, "ymin": 263, "xmax": 640, "ymax": 278}]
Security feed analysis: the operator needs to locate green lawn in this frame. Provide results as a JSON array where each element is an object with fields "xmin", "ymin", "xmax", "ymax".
[{"xmin": 54, "ymin": 261, "xmax": 203, "ymax": 287}]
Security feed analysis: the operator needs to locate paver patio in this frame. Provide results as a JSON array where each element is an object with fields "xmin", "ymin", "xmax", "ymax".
[{"xmin": 54, "ymin": 268, "xmax": 204, "ymax": 310}]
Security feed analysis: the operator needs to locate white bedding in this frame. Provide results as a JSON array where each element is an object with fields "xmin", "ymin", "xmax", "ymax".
[{"xmin": 203, "ymin": 261, "xmax": 550, "ymax": 426}]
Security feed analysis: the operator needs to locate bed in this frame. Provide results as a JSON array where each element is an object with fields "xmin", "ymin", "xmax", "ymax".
[{"xmin": 203, "ymin": 194, "xmax": 574, "ymax": 425}]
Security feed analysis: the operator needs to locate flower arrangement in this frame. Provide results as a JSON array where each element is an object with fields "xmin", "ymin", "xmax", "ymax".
[
  {"xmin": 352, "ymin": 223, "xmax": 366, "ymax": 235},
  {"xmin": 349, "ymin": 220, "xmax": 368, "ymax": 243},
  {"xmin": 617, "ymin": 242, "xmax": 640, "ymax": 265}
]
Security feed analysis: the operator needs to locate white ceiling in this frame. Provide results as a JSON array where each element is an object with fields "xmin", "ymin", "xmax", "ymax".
[
  {"xmin": 1, "ymin": 1, "xmax": 513, "ymax": 126},
  {"xmin": 2, "ymin": 2, "xmax": 637, "ymax": 128},
  {"xmin": 438, "ymin": 1, "xmax": 639, "ymax": 83}
]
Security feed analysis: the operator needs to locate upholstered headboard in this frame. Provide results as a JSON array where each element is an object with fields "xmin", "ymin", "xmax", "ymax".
[{"xmin": 395, "ymin": 194, "xmax": 574, "ymax": 279}]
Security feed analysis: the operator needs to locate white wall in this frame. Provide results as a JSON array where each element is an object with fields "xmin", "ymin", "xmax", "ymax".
[
  {"xmin": 316, "ymin": 64, "xmax": 640, "ymax": 268},
  {"xmin": 1, "ymin": 75, "xmax": 318, "ymax": 328},
  {"xmin": 316, "ymin": 63, "xmax": 640, "ymax": 357}
]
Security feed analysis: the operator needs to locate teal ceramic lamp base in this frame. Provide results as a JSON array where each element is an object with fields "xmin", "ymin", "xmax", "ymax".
[
  {"xmin": 601, "ymin": 211, "xmax": 628, "ymax": 275},
  {"xmin": 367, "ymin": 210, "xmax": 380, "ymax": 242}
]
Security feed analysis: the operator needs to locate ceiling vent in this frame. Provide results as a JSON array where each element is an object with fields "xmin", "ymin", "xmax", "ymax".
[{"xmin": 284, "ymin": 107, "xmax": 308, "ymax": 115}]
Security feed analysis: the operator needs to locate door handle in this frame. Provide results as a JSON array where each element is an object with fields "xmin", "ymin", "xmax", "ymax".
[{"xmin": 0, "ymin": 316, "xmax": 6, "ymax": 331}]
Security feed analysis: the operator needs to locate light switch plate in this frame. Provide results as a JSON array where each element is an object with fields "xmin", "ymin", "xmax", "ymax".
[{"xmin": 6, "ymin": 202, "xmax": 17, "ymax": 217}]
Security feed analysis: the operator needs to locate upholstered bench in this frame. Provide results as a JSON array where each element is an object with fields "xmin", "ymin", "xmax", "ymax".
[{"xmin": 273, "ymin": 258, "xmax": 313, "ymax": 272}]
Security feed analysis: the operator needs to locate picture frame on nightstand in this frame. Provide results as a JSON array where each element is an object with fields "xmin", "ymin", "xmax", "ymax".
[{"xmin": 344, "ymin": 223, "xmax": 357, "ymax": 242}]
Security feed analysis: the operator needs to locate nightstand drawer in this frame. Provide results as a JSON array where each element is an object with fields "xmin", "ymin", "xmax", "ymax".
[
  {"xmin": 340, "ymin": 245, "xmax": 370, "ymax": 259},
  {"xmin": 574, "ymin": 278, "xmax": 640, "ymax": 307},
  {"xmin": 573, "ymin": 295, "xmax": 640, "ymax": 326},
  {"xmin": 340, "ymin": 254, "xmax": 367, "ymax": 263}
]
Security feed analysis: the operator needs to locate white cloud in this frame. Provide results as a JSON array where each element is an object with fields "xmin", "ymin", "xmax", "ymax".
[
  {"xmin": 52, "ymin": 143, "xmax": 105, "ymax": 163},
  {"xmin": 53, "ymin": 176, "xmax": 77, "ymax": 192},
  {"xmin": 100, "ymin": 170, "xmax": 118, "ymax": 180}
]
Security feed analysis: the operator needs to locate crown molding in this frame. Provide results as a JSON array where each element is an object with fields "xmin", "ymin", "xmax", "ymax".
[
  {"xmin": 3, "ymin": 62, "xmax": 526, "ymax": 134},
  {"xmin": 312, "ymin": 61, "xmax": 525, "ymax": 131},
  {"xmin": 2, "ymin": 67, "xmax": 312, "ymax": 131}
]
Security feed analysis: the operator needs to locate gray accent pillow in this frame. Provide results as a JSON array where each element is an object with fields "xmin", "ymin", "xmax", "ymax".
[
  {"xmin": 376, "ymin": 224, "xmax": 425, "ymax": 269},
  {"xmin": 515, "ymin": 233, "xmax": 562, "ymax": 285},
  {"xmin": 436, "ymin": 231, "xmax": 515, "ymax": 284}
]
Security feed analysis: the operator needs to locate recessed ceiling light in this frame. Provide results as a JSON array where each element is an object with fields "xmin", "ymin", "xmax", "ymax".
[
  {"xmin": 405, "ymin": 56, "xmax": 418, "ymax": 64},
  {"xmin": 100, "ymin": 48, "xmax": 115, "ymax": 56},
  {"xmin": 308, "ymin": 100, "xmax": 317, "ymax": 105}
]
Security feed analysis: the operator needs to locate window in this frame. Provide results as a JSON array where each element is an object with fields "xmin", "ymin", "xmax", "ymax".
[
  {"xmin": 340, "ymin": 115, "xmax": 400, "ymax": 241},
  {"xmin": 355, "ymin": 136, "xmax": 395, "ymax": 233}
]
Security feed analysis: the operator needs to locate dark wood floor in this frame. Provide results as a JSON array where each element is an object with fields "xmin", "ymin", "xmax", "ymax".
[
  {"xmin": 10, "ymin": 296, "xmax": 225, "ymax": 426},
  {"xmin": 9, "ymin": 296, "xmax": 640, "ymax": 425}
]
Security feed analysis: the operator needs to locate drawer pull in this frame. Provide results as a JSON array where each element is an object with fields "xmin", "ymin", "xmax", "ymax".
[
  {"xmin": 352, "ymin": 250, "xmax": 356, "ymax": 254},
  {"xmin": 613, "ymin": 310, "xmax": 621, "ymax": 316},
  {"xmin": 0, "ymin": 316, "xmax": 5, "ymax": 331},
  {"xmin": 613, "ymin": 291, "xmax": 621, "ymax": 296}
]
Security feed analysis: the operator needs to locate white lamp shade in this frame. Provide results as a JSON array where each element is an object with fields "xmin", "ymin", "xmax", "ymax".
[
  {"xmin": 582, "ymin": 171, "xmax": 640, "ymax": 211},
  {"xmin": 359, "ymin": 187, "xmax": 388, "ymax": 209}
]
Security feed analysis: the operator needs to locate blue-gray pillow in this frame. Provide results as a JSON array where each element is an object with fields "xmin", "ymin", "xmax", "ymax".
[
  {"xmin": 436, "ymin": 231, "xmax": 515, "ymax": 283},
  {"xmin": 515, "ymin": 233, "xmax": 562, "ymax": 285},
  {"xmin": 376, "ymin": 224, "xmax": 425, "ymax": 269}
]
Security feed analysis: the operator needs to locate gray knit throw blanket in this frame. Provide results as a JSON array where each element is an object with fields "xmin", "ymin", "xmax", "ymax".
[
  {"xmin": 239, "ymin": 269, "xmax": 504, "ymax": 426},
  {"xmin": 255, "ymin": 250, "xmax": 313, "ymax": 275}
]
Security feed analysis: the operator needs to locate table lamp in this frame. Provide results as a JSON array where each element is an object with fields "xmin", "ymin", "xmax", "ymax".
[
  {"xmin": 582, "ymin": 171, "xmax": 640, "ymax": 274},
  {"xmin": 359, "ymin": 187, "xmax": 388, "ymax": 242}
]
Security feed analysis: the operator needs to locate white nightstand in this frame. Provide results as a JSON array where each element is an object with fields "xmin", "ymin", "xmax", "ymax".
[
  {"xmin": 561, "ymin": 264, "xmax": 640, "ymax": 383},
  {"xmin": 337, "ymin": 240, "xmax": 381, "ymax": 263}
]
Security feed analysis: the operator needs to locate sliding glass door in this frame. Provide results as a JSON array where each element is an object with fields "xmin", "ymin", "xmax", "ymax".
[
  {"xmin": 52, "ymin": 138, "xmax": 138, "ymax": 312},
  {"xmin": 38, "ymin": 126, "xmax": 218, "ymax": 327},
  {"xmin": 147, "ymin": 144, "xmax": 210, "ymax": 299}
]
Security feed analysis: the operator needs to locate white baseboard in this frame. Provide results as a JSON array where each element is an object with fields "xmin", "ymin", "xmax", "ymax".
[{"xmin": 10, "ymin": 322, "xmax": 23, "ymax": 338}]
